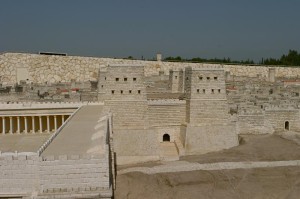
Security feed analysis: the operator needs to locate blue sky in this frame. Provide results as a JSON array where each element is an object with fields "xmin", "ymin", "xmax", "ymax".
[{"xmin": 0, "ymin": 0, "xmax": 299, "ymax": 61}]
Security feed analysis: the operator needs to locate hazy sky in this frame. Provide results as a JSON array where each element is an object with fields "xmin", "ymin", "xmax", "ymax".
[{"xmin": 1, "ymin": 0, "xmax": 299, "ymax": 61}]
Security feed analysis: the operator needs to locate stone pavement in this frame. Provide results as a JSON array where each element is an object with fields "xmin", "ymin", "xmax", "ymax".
[{"xmin": 118, "ymin": 159, "xmax": 300, "ymax": 175}]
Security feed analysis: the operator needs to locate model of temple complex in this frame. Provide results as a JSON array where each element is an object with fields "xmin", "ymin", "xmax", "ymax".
[{"xmin": 1, "ymin": 52, "xmax": 300, "ymax": 198}]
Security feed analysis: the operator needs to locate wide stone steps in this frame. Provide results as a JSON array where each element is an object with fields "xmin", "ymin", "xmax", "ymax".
[{"xmin": 159, "ymin": 142, "xmax": 179, "ymax": 161}]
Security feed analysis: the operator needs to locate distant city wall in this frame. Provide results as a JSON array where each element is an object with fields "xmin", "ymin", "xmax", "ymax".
[{"xmin": 1, "ymin": 53, "xmax": 300, "ymax": 85}]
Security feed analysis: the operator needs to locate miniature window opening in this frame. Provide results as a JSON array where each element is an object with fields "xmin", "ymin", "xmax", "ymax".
[
  {"xmin": 214, "ymin": 77, "xmax": 218, "ymax": 80},
  {"xmin": 133, "ymin": 78, "xmax": 137, "ymax": 81},
  {"xmin": 199, "ymin": 76, "xmax": 203, "ymax": 80},
  {"xmin": 207, "ymin": 77, "xmax": 210, "ymax": 80},
  {"xmin": 218, "ymin": 89, "xmax": 221, "ymax": 93},
  {"xmin": 269, "ymin": 89, "xmax": 273, "ymax": 94},
  {"xmin": 101, "ymin": 85, "xmax": 104, "ymax": 88},
  {"xmin": 104, "ymin": 77, "xmax": 106, "ymax": 80},
  {"xmin": 197, "ymin": 89, "xmax": 200, "ymax": 93},
  {"xmin": 138, "ymin": 90, "xmax": 141, "ymax": 94},
  {"xmin": 211, "ymin": 89, "xmax": 214, "ymax": 94},
  {"xmin": 285, "ymin": 121, "xmax": 289, "ymax": 130},
  {"xmin": 186, "ymin": 77, "xmax": 189, "ymax": 80},
  {"xmin": 116, "ymin": 78, "xmax": 119, "ymax": 81},
  {"xmin": 111, "ymin": 90, "xmax": 115, "ymax": 94},
  {"xmin": 121, "ymin": 90, "xmax": 123, "ymax": 94},
  {"xmin": 175, "ymin": 76, "xmax": 178, "ymax": 79},
  {"xmin": 203, "ymin": 89, "xmax": 206, "ymax": 93},
  {"xmin": 163, "ymin": 134, "xmax": 170, "ymax": 142},
  {"xmin": 124, "ymin": 78, "xmax": 127, "ymax": 81},
  {"xmin": 129, "ymin": 90, "xmax": 132, "ymax": 94}
]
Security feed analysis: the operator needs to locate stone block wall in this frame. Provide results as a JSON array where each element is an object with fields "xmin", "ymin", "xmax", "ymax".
[
  {"xmin": 113, "ymin": 129, "xmax": 160, "ymax": 165},
  {"xmin": 2, "ymin": 53, "xmax": 300, "ymax": 85},
  {"xmin": 105, "ymin": 100, "xmax": 148, "ymax": 129},
  {"xmin": 237, "ymin": 110, "xmax": 272, "ymax": 134},
  {"xmin": 148, "ymin": 100, "xmax": 186, "ymax": 127},
  {"xmin": 39, "ymin": 154, "xmax": 110, "ymax": 194},
  {"xmin": 0, "ymin": 152, "xmax": 39, "ymax": 196},
  {"xmin": 185, "ymin": 124, "xmax": 238, "ymax": 155},
  {"xmin": 265, "ymin": 107, "xmax": 300, "ymax": 132}
]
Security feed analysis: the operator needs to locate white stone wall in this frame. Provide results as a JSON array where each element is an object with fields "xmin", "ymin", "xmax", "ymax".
[
  {"xmin": 185, "ymin": 124, "xmax": 238, "ymax": 155},
  {"xmin": 148, "ymin": 100, "xmax": 186, "ymax": 127},
  {"xmin": 2, "ymin": 52, "xmax": 300, "ymax": 85},
  {"xmin": 39, "ymin": 154, "xmax": 110, "ymax": 193},
  {"xmin": 0, "ymin": 152, "xmax": 39, "ymax": 196}
]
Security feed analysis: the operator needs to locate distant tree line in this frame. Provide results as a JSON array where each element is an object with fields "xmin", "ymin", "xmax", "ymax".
[
  {"xmin": 163, "ymin": 49, "xmax": 300, "ymax": 66},
  {"xmin": 123, "ymin": 49, "xmax": 300, "ymax": 66},
  {"xmin": 262, "ymin": 50, "xmax": 300, "ymax": 66}
]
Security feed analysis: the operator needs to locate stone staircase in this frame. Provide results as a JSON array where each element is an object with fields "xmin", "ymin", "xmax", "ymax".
[{"xmin": 159, "ymin": 142, "xmax": 179, "ymax": 161}]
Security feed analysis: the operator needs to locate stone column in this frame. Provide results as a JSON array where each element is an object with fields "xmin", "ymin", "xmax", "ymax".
[
  {"xmin": 39, "ymin": 116, "xmax": 42, "ymax": 133},
  {"xmin": 2, "ymin": 117, "xmax": 5, "ymax": 135},
  {"xmin": 32, "ymin": 116, "xmax": 35, "ymax": 134},
  {"xmin": 17, "ymin": 116, "xmax": 20, "ymax": 134},
  {"xmin": 54, "ymin": 115, "xmax": 57, "ymax": 131},
  {"xmin": 24, "ymin": 117, "xmax": 28, "ymax": 134},
  {"xmin": 47, "ymin": 116, "xmax": 50, "ymax": 133},
  {"xmin": 9, "ymin": 117, "xmax": 13, "ymax": 134}
]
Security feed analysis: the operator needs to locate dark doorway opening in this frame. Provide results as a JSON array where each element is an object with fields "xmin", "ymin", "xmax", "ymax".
[
  {"xmin": 163, "ymin": 134, "xmax": 170, "ymax": 142},
  {"xmin": 285, "ymin": 121, "xmax": 289, "ymax": 130}
]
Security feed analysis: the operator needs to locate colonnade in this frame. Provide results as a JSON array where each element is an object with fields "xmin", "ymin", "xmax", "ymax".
[{"xmin": 0, "ymin": 115, "xmax": 70, "ymax": 135}]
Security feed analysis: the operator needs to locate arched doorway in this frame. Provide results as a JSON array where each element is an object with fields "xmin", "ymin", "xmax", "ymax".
[
  {"xmin": 163, "ymin": 134, "xmax": 170, "ymax": 142},
  {"xmin": 285, "ymin": 121, "xmax": 289, "ymax": 130}
]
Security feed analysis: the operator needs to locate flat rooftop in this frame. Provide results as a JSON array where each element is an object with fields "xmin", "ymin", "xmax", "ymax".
[
  {"xmin": 42, "ymin": 105, "xmax": 105, "ymax": 157},
  {"xmin": 0, "ymin": 134, "xmax": 50, "ymax": 153}
]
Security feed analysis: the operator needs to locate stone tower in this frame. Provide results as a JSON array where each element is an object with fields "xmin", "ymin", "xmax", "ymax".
[
  {"xmin": 98, "ymin": 65, "xmax": 159, "ymax": 164},
  {"xmin": 169, "ymin": 69, "xmax": 184, "ymax": 93},
  {"xmin": 183, "ymin": 66, "xmax": 238, "ymax": 155}
]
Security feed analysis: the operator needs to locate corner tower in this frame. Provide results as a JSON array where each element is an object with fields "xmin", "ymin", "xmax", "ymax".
[{"xmin": 184, "ymin": 66, "xmax": 238, "ymax": 154}]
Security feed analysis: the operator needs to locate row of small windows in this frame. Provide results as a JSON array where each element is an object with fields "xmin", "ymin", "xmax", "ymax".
[
  {"xmin": 185, "ymin": 76, "xmax": 218, "ymax": 80},
  {"xmin": 196, "ymin": 89, "xmax": 221, "ymax": 94},
  {"xmin": 199, "ymin": 76, "xmax": 218, "ymax": 80},
  {"xmin": 115, "ymin": 77, "xmax": 137, "ymax": 82},
  {"xmin": 111, "ymin": 90, "xmax": 141, "ymax": 94}
]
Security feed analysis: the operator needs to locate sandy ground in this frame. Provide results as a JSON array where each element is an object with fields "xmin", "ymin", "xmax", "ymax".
[
  {"xmin": 116, "ymin": 167, "xmax": 300, "ymax": 199},
  {"xmin": 115, "ymin": 134, "xmax": 300, "ymax": 199}
]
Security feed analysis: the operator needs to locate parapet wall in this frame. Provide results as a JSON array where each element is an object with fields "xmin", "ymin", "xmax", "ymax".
[
  {"xmin": 1, "ymin": 53, "xmax": 300, "ymax": 85},
  {"xmin": 0, "ymin": 101, "xmax": 103, "ymax": 110},
  {"xmin": 39, "ymin": 153, "xmax": 110, "ymax": 195},
  {"xmin": 0, "ymin": 152, "xmax": 39, "ymax": 196}
]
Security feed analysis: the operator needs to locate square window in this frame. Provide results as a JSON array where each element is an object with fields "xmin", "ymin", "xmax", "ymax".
[
  {"xmin": 101, "ymin": 85, "xmax": 103, "ymax": 88},
  {"xmin": 211, "ymin": 89, "xmax": 214, "ymax": 93},
  {"xmin": 175, "ymin": 76, "xmax": 178, "ymax": 79},
  {"xmin": 129, "ymin": 90, "xmax": 132, "ymax": 94},
  {"xmin": 203, "ymin": 89, "xmax": 205, "ymax": 93},
  {"xmin": 104, "ymin": 77, "xmax": 106, "ymax": 80},
  {"xmin": 111, "ymin": 90, "xmax": 115, "ymax": 94},
  {"xmin": 207, "ymin": 77, "xmax": 210, "ymax": 80},
  {"xmin": 214, "ymin": 77, "xmax": 218, "ymax": 80},
  {"xmin": 197, "ymin": 89, "xmax": 200, "ymax": 93},
  {"xmin": 199, "ymin": 76, "xmax": 203, "ymax": 80},
  {"xmin": 133, "ymin": 78, "xmax": 137, "ymax": 81},
  {"xmin": 121, "ymin": 90, "xmax": 123, "ymax": 94},
  {"xmin": 124, "ymin": 78, "xmax": 127, "ymax": 81},
  {"xmin": 138, "ymin": 90, "xmax": 141, "ymax": 94},
  {"xmin": 218, "ymin": 89, "xmax": 221, "ymax": 93},
  {"xmin": 116, "ymin": 78, "xmax": 119, "ymax": 81}
]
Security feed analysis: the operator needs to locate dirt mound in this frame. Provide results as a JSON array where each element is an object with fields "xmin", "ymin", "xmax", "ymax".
[{"xmin": 116, "ymin": 167, "xmax": 300, "ymax": 199}]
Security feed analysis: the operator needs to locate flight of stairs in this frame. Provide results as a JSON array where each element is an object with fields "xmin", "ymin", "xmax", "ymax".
[{"xmin": 159, "ymin": 142, "xmax": 179, "ymax": 161}]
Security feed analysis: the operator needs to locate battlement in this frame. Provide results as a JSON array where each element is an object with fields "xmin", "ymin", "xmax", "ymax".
[
  {"xmin": 0, "ymin": 101, "xmax": 103, "ymax": 109},
  {"xmin": 148, "ymin": 99, "xmax": 186, "ymax": 105}
]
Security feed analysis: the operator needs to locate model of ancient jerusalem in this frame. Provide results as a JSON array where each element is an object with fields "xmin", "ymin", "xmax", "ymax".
[{"xmin": 0, "ymin": 51, "xmax": 299, "ymax": 198}]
